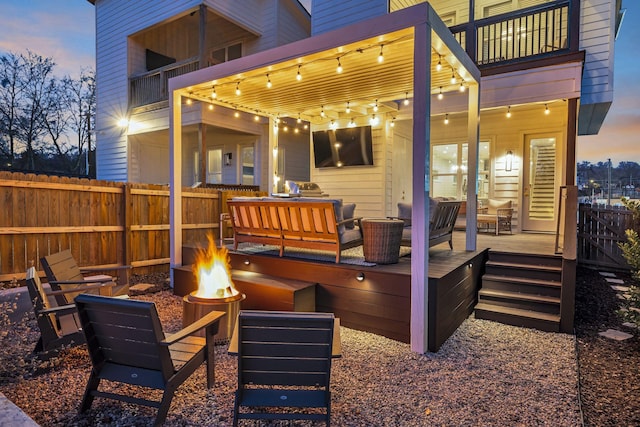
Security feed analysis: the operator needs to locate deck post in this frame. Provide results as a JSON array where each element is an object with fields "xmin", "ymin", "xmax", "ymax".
[
  {"xmin": 410, "ymin": 20, "xmax": 431, "ymax": 354},
  {"xmin": 465, "ymin": 83, "xmax": 480, "ymax": 251}
]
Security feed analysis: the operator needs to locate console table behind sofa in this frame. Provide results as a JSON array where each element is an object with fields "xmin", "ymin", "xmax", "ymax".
[{"xmin": 227, "ymin": 198, "xmax": 363, "ymax": 263}]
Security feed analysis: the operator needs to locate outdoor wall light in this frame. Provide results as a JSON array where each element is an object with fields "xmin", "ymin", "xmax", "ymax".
[
  {"xmin": 356, "ymin": 272, "xmax": 365, "ymax": 282},
  {"xmin": 244, "ymin": 259, "xmax": 250, "ymax": 265},
  {"xmin": 506, "ymin": 150, "xmax": 513, "ymax": 172}
]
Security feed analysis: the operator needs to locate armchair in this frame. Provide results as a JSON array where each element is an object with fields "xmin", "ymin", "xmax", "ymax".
[{"xmin": 477, "ymin": 199, "xmax": 513, "ymax": 235}]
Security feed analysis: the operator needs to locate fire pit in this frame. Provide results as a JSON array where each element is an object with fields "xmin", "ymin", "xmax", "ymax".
[{"xmin": 182, "ymin": 236, "xmax": 245, "ymax": 342}]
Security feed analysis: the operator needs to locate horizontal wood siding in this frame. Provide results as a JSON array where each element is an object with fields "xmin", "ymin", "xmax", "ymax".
[
  {"xmin": 579, "ymin": 0, "xmax": 615, "ymax": 104},
  {"xmin": 311, "ymin": 0, "xmax": 388, "ymax": 35},
  {"xmin": 310, "ymin": 125, "xmax": 386, "ymax": 219},
  {"xmin": 391, "ymin": 0, "xmax": 470, "ymax": 25},
  {"xmin": 0, "ymin": 172, "xmax": 244, "ymax": 281}
]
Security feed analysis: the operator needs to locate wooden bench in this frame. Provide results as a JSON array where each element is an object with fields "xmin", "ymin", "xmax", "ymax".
[{"xmin": 227, "ymin": 198, "xmax": 363, "ymax": 263}]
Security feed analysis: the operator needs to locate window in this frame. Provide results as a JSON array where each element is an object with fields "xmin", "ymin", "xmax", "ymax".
[
  {"xmin": 209, "ymin": 42, "xmax": 242, "ymax": 66},
  {"xmin": 432, "ymin": 142, "xmax": 491, "ymax": 199},
  {"xmin": 241, "ymin": 145, "xmax": 255, "ymax": 185},
  {"xmin": 207, "ymin": 148, "xmax": 222, "ymax": 184}
]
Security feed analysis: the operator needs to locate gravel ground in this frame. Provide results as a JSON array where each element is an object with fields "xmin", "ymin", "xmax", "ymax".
[{"xmin": 0, "ymin": 267, "xmax": 636, "ymax": 426}]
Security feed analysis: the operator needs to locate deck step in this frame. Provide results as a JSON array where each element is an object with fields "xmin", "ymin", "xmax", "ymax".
[
  {"xmin": 478, "ymin": 289, "xmax": 560, "ymax": 313},
  {"xmin": 485, "ymin": 260, "xmax": 562, "ymax": 282},
  {"xmin": 474, "ymin": 302, "xmax": 560, "ymax": 332},
  {"xmin": 481, "ymin": 274, "xmax": 561, "ymax": 297},
  {"xmin": 486, "ymin": 251, "xmax": 563, "ymax": 268}
]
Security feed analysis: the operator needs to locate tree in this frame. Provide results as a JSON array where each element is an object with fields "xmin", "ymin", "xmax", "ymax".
[{"xmin": 0, "ymin": 52, "xmax": 24, "ymax": 167}]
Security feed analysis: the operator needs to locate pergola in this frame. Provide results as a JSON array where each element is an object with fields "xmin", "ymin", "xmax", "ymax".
[{"xmin": 168, "ymin": 3, "xmax": 480, "ymax": 353}]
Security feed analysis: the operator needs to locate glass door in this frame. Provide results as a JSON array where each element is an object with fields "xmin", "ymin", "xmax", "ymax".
[{"xmin": 522, "ymin": 135, "xmax": 558, "ymax": 231}]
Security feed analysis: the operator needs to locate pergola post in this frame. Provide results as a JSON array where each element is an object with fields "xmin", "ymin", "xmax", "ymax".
[
  {"xmin": 465, "ymin": 83, "xmax": 480, "ymax": 251},
  {"xmin": 169, "ymin": 89, "xmax": 183, "ymax": 287},
  {"xmin": 410, "ymin": 21, "xmax": 431, "ymax": 354}
]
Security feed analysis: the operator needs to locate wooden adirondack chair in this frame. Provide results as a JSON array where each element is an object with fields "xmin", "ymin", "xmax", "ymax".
[
  {"xmin": 233, "ymin": 310, "xmax": 335, "ymax": 426},
  {"xmin": 74, "ymin": 294, "xmax": 226, "ymax": 426},
  {"xmin": 25, "ymin": 266, "xmax": 92, "ymax": 353},
  {"xmin": 41, "ymin": 249, "xmax": 130, "ymax": 304}
]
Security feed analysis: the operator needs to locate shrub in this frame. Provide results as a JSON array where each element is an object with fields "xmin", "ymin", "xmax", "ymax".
[{"xmin": 617, "ymin": 198, "xmax": 640, "ymax": 328}]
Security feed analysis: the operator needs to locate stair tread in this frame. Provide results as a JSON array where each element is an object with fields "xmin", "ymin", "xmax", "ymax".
[
  {"xmin": 475, "ymin": 302, "xmax": 561, "ymax": 322},
  {"xmin": 482, "ymin": 273, "xmax": 561, "ymax": 287},
  {"xmin": 486, "ymin": 260, "xmax": 562, "ymax": 272},
  {"xmin": 479, "ymin": 288, "xmax": 560, "ymax": 304}
]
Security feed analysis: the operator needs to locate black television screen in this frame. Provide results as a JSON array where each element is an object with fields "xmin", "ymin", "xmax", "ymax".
[{"xmin": 312, "ymin": 126, "xmax": 374, "ymax": 168}]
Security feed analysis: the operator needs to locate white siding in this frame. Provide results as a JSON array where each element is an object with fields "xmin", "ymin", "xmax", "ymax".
[
  {"xmin": 94, "ymin": 0, "xmax": 309, "ymax": 182},
  {"xmin": 311, "ymin": 0, "xmax": 389, "ymax": 35},
  {"xmin": 580, "ymin": 0, "xmax": 616, "ymax": 105}
]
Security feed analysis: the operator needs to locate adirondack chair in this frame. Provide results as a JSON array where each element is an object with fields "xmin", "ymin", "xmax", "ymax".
[
  {"xmin": 41, "ymin": 249, "xmax": 130, "ymax": 305},
  {"xmin": 74, "ymin": 294, "xmax": 226, "ymax": 426},
  {"xmin": 233, "ymin": 310, "xmax": 335, "ymax": 426},
  {"xmin": 25, "ymin": 266, "xmax": 97, "ymax": 353}
]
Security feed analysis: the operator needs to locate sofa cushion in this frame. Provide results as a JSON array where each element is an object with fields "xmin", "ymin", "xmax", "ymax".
[
  {"xmin": 486, "ymin": 199, "xmax": 512, "ymax": 214},
  {"xmin": 397, "ymin": 202, "xmax": 412, "ymax": 226},
  {"xmin": 340, "ymin": 228, "xmax": 363, "ymax": 245},
  {"xmin": 342, "ymin": 203, "xmax": 356, "ymax": 229}
]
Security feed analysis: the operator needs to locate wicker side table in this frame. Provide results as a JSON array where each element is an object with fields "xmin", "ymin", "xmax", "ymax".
[{"xmin": 361, "ymin": 219, "xmax": 405, "ymax": 264}]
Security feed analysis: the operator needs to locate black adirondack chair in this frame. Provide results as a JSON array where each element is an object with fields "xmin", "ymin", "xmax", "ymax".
[
  {"xmin": 41, "ymin": 249, "xmax": 130, "ymax": 304},
  {"xmin": 25, "ymin": 266, "xmax": 88, "ymax": 353},
  {"xmin": 74, "ymin": 294, "xmax": 226, "ymax": 426},
  {"xmin": 233, "ymin": 310, "xmax": 335, "ymax": 426}
]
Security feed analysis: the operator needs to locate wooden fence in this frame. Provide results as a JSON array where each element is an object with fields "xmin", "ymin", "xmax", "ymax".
[
  {"xmin": 577, "ymin": 203, "xmax": 638, "ymax": 270},
  {"xmin": 0, "ymin": 172, "xmax": 262, "ymax": 282}
]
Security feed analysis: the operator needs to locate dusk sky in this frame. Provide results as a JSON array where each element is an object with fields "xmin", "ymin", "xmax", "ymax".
[{"xmin": 0, "ymin": 0, "xmax": 636, "ymax": 166}]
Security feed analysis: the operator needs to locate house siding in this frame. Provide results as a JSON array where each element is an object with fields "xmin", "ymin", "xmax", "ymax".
[
  {"xmin": 311, "ymin": 0, "xmax": 389, "ymax": 35},
  {"xmin": 580, "ymin": 0, "xmax": 616, "ymax": 104}
]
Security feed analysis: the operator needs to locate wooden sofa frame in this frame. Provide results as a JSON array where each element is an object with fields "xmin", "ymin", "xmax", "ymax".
[{"xmin": 227, "ymin": 199, "xmax": 362, "ymax": 263}]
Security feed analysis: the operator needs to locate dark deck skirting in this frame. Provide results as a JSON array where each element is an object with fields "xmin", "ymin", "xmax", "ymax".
[{"xmin": 176, "ymin": 244, "xmax": 487, "ymax": 352}]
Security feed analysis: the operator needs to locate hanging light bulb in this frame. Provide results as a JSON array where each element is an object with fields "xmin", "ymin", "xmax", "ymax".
[
  {"xmin": 444, "ymin": 113, "xmax": 449, "ymax": 125},
  {"xmin": 378, "ymin": 45, "xmax": 384, "ymax": 63},
  {"xmin": 320, "ymin": 106, "xmax": 325, "ymax": 118},
  {"xmin": 403, "ymin": 92, "xmax": 410, "ymax": 106},
  {"xmin": 506, "ymin": 106, "xmax": 512, "ymax": 118},
  {"xmin": 390, "ymin": 117, "xmax": 395, "ymax": 127},
  {"xmin": 545, "ymin": 104, "xmax": 550, "ymax": 115},
  {"xmin": 330, "ymin": 120, "xmax": 338, "ymax": 130},
  {"xmin": 346, "ymin": 101, "xmax": 351, "ymax": 114},
  {"xmin": 186, "ymin": 97, "xmax": 192, "ymax": 105},
  {"xmin": 336, "ymin": 58, "xmax": 343, "ymax": 73},
  {"xmin": 296, "ymin": 65, "xmax": 302, "ymax": 81},
  {"xmin": 459, "ymin": 81, "xmax": 465, "ymax": 92},
  {"xmin": 254, "ymin": 115, "xmax": 260, "ymax": 121},
  {"xmin": 450, "ymin": 68, "xmax": 456, "ymax": 85},
  {"xmin": 208, "ymin": 104, "xmax": 214, "ymax": 111},
  {"xmin": 370, "ymin": 114, "xmax": 379, "ymax": 126},
  {"xmin": 234, "ymin": 109, "xmax": 240, "ymax": 118},
  {"xmin": 348, "ymin": 118, "xmax": 356, "ymax": 128},
  {"xmin": 373, "ymin": 99, "xmax": 379, "ymax": 112},
  {"xmin": 438, "ymin": 86, "xmax": 443, "ymax": 100},
  {"xmin": 235, "ymin": 82, "xmax": 241, "ymax": 96},
  {"xmin": 436, "ymin": 55, "xmax": 442, "ymax": 72},
  {"xmin": 266, "ymin": 74, "xmax": 272, "ymax": 89},
  {"xmin": 211, "ymin": 86, "xmax": 217, "ymax": 99},
  {"xmin": 297, "ymin": 113, "xmax": 302, "ymax": 124},
  {"xmin": 303, "ymin": 123, "xmax": 308, "ymax": 130}
]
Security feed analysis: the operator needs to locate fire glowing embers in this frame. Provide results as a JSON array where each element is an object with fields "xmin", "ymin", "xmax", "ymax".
[{"xmin": 192, "ymin": 236, "xmax": 239, "ymax": 299}]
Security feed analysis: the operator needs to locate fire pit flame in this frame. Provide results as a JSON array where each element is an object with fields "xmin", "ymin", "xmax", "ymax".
[{"xmin": 192, "ymin": 235, "xmax": 239, "ymax": 300}]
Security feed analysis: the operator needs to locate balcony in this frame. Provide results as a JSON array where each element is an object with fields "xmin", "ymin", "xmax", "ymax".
[
  {"xmin": 129, "ymin": 57, "xmax": 200, "ymax": 110},
  {"xmin": 450, "ymin": 0, "xmax": 579, "ymax": 69}
]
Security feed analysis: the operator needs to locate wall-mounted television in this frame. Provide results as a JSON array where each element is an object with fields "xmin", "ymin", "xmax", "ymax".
[{"xmin": 312, "ymin": 126, "xmax": 374, "ymax": 168}]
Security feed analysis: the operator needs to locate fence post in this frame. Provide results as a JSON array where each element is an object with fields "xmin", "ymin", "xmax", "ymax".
[{"xmin": 123, "ymin": 183, "xmax": 133, "ymax": 279}]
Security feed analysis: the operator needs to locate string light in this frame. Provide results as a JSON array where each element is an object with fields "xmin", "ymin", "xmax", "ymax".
[
  {"xmin": 459, "ymin": 81, "xmax": 465, "ymax": 92},
  {"xmin": 444, "ymin": 113, "xmax": 449, "ymax": 125},
  {"xmin": 450, "ymin": 68, "xmax": 456, "ymax": 85},
  {"xmin": 346, "ymin": 101, "xmax": 351, "ymax": 114},
  {"xmin": 186, "ymin": 97, "xmax": 192, "ymax": 105},
  {"xmin": 320, "ymin": 106, "xmax": 325, "ymax": 118},
  {"xmin": 296, "ymin": 65, "xmax": 302, "ymax": 81},
  {"xmin": 235, "ymin": 82, "xmax": 241, "ymax": 96},
  {"xmin": 336, "ymin": 58, "xmax": 343, "ymax": 73},
  {"xmin": 211, "ymin": 86, "xmax": 217, "ymax": 99},
  {"xmin": 370, "ymin": 114, "xmax": 379, "ymax": 126},
  {"xmin": 208, "ymin": 104, "xmax": 214, "ymax": 111},
  {"xmin": 436, "ymin": 55, "xmax": 442, "ymax": 72},
  {"xmin": 330, "ymin": 120, "xmax": 338, "ymax": 130},
  {"xmin": 437, "ymin": 86, "xmax": 443, "ymax": 100},
  {"xmin": 506, "ymin": 106, "xmax": 512, "ymax": 118},
  {"xmin": 377, "ymin": 45, "xmax": 384, "ymax": 63},
  {"xmin": 348, "ymin": 118, "xmax": 356, "ymax": 127},
  {"xmin": 254, "ymin": 115, "xmax": 260, "ymax": 121},
  {"xmin": 373, "ymin": 99, "xmax": 379, "ymax": 112},
  {"xmin": 390, "ymin": 117, "xmax": 395, "ymax": 127},
  {"xmin": 234, "ymin": 108, "xmax": 240, "ymax": 118},
  {"xmin": 297, "ymin": 113, "xmax": 302, "ymax": 124},
  {"xmin": 266, "ymin": 74, "xmax": 272, "ymax": 89},
  {"xmin": 545, "ymin": 104, "xmax": 550, "ymax": 115},
  {"xmin": 404, "ymin": 92, "xmax": 410, "ymax": 106}
]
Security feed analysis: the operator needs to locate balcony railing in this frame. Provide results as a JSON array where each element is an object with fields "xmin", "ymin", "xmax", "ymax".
[
  {"xmin": 129, "ymin": 57, "xmax": 200, "ymax": 109},
  {"xmin": 451, "ymin": 0, "xmax": 575, "ymax": 67}
]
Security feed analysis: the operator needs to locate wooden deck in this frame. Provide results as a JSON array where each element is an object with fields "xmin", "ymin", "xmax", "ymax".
[{"xmin": 176, "ymin": 231, "xmax": 558, "ymax": 352}]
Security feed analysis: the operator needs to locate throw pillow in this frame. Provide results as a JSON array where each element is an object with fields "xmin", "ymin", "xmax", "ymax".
[{"xmin": 342, "ymin": 203, "xmax": 356, "ymax": 229}]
